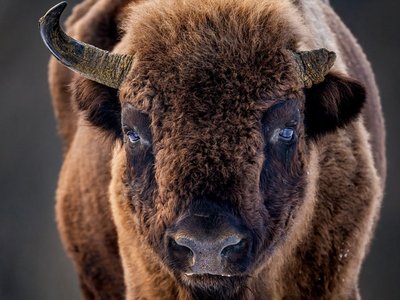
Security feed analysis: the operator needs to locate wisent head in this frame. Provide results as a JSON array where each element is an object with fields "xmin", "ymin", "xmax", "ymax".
[{"xmin": 40, "ymin": 0, "xmax": 365, "ymax": 297}]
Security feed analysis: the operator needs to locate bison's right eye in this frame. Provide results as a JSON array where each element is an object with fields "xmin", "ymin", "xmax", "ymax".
[
  {"xmin": 126, "ymin": 130, "xmax": 141, "ymax": 143},
  {"xmin": 279, "ymin": 128, "xmax": 295, "ymax": 142}
]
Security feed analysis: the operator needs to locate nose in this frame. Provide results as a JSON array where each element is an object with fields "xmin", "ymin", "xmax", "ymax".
[{"xmin": 166, "ymin": 214, "xmax": 252, "ymax": 276}]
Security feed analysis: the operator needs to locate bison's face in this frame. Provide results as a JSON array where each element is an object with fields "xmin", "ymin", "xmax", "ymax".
[
  {"xmin": 112, "ymin": 46, "xmax": 364, "ymax": 295},
  {"xmin": 40, "ymin": 0, "xmax": 365, "ymax": 297},
  {"xmin": 118, "ymin": 82, "xmax": 308, "ymax": 283}
]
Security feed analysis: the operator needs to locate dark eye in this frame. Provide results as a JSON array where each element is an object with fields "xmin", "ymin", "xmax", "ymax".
[
  {"xmin": 126, "ymin": 130, "xmax": 141, "ymax": 143},
  {"xmin": 279, "ymin": 128, "xmax": 294, "ymax": 141}
]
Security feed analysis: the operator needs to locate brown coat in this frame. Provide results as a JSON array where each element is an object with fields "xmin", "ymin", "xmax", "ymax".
[{"xmin": 48, "ymin": 0, "xmax": 385, "ymax": 299}]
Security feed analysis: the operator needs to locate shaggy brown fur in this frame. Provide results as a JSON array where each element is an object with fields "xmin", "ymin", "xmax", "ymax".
[{"xmin": 48, "ymin": 0, "xmax": 385, "ymax": 299}]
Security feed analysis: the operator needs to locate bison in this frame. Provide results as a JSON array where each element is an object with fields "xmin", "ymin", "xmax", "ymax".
[{"xmin": 39, "ymin": 0, "xmax": 385, "ymax": 299}]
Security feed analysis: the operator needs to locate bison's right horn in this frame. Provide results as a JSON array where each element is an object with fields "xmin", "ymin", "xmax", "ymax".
[
  {"xmin": 293, "ymin": 48, "xmax": 336, "ymax": 88},
  {"xmin": 39, "ymin": 1, "xmax": 133, "ymax": 89}
]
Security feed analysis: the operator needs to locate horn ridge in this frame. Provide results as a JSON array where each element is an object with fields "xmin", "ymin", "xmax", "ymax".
[
  {"xmin": 294, "ymin": 48, "xmax": 336, "ymax": 88},
  {"xmin": 39, "ymin": 1, "xmax": 133, "ymax": 89}
]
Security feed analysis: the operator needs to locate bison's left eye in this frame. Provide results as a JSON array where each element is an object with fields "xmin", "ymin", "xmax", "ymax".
[
  {"xmin": 279, "ymin": 128, "xmax": 294, "ymax": 142},
  {"xmin": 126, "ymin": 130, "xmax": 141, "ymax": 143}
]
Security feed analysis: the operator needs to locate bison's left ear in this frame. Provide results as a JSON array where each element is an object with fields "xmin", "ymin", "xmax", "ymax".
[
  {"xmin": 304, "ymin": 72, "xmax": 366, "ymax": 138},
  {"xmin": 73, "ymin": 77, "xmax": 122, "ymax": 139}
]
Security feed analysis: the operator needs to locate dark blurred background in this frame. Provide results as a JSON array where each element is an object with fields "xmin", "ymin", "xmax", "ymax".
[{"xmin": 0, "ymin": 0, "xmax": 398, "ymax": 299}]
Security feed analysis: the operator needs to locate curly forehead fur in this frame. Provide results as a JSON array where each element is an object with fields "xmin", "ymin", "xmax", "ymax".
[
  {"xmin": 119, "ymin": 0, "xmax": 308, "ymax": 102},
  {"xmin": 124, "ymin": 0, "xmax": 306, "ymax": 53}
]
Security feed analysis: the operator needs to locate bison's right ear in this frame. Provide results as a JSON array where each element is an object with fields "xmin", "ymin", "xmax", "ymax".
[
  {"xmin": 304, "ymin": 72, "xmax": 366, "ymax": 138},
  {"xmin": 73, "ymin": 77, "xmax": 122, "ymax": 139}
]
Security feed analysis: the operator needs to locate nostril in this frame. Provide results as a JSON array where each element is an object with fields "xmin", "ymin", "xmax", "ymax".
[
  {"xmin": 221, "ymin": 239, "xmax": 248, "ymax": 261},
  {"xmin": 168, "ymin": 237, "xmax": 194, "ymax": 265}
]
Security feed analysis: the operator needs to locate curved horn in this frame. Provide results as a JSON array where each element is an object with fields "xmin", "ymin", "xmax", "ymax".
[
  {"xmin": 293, "ymin": 48, "xmax": 336, "ymax": 88},
  {"xmin": 39, "ymin": 2, "xmax": 133, "ymax": 89}
]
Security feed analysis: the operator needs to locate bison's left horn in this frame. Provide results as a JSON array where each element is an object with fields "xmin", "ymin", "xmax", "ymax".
[
  {"xmin": 39, "ymin": 2, "xmax": 133, "ymax": 89},
  {"xmin": 294, "ymin": 48, "xmax": 336, "ymax": 88}
]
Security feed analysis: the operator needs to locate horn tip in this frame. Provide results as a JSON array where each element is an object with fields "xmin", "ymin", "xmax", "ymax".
[
  {"xmin": 39, "ymin": 1, "xmax": 71, "ymax": 67},
  {"xmin": 39, "ymin": 2, "xmax": 67, "ymax": 25},
  {"xmin": 48, "ymin": 1, "xmax": 68, "ymax": 13}
]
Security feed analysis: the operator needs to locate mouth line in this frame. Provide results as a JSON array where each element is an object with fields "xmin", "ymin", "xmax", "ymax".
[{"xmin": 184, "ymin": 272, "xmax": 235, "ymax": 278}]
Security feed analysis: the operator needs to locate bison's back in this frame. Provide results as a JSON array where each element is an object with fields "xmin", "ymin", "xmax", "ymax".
[{"xmin": 323, "ymin": 2, "xmax": 386, "ymax": 183}]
